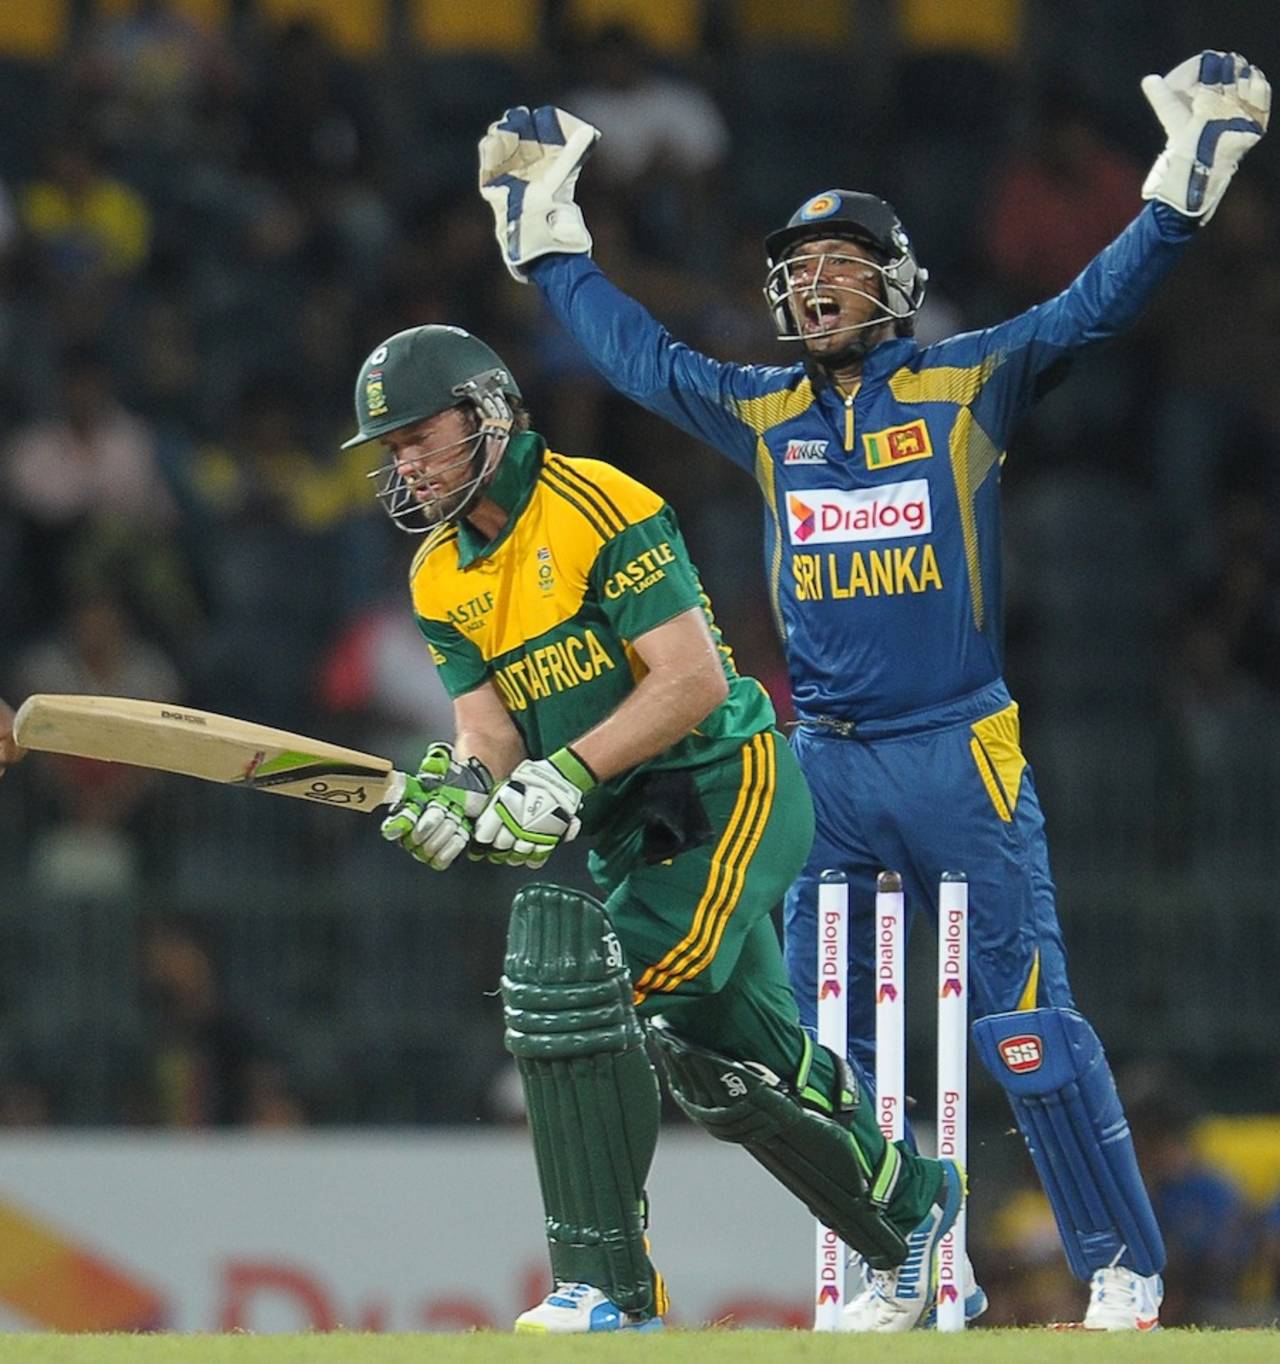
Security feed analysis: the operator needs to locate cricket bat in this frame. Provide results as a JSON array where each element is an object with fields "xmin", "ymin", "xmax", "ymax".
[{"xmin": 13, "ymin": 694, "xmax": 409, "ymax": 813}]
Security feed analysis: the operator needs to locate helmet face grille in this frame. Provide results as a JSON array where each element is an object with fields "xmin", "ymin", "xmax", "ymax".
[
  {"xmin": 762, "ymin": 193, "xmax": 927, "ymax": 349},
  {"xmin": 367, "ymin": 427, "xmax": 499, "ymax": 535}
]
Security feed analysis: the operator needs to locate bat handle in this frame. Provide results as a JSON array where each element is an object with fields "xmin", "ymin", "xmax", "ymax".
[{"xmin": 383, "ymin": 770, "xmax": 410, "ymax": 808}]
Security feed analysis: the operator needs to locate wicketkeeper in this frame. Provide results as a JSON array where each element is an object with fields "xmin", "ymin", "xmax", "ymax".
[
  {"xmin": 343, "ymin": 324, "xmax": 965, "ymax": 1332},
  {"xmin": 475, "ymin": 52, "xmax": 1269, "ymax": 1331}
]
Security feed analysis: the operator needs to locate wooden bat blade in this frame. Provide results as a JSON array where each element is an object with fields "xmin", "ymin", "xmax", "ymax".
[{"xmin": 13, "ymin": 694, "xmax": 407, "ymax": 813}]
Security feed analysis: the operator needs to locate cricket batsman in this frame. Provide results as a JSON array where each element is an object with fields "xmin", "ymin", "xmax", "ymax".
[
  {"xmin": 344, "ymin": 323, "xmax": 965, "ymax": 1331},
  {"xmin": 475, "ymin": 52, "xmax": 1269, "ymax": 1330}
]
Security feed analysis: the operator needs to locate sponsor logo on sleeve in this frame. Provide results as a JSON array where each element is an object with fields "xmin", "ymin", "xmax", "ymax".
[
  {"xmin": 783, "ymin": 439, "xmax": 829, "ymax": 465},
  {"xmin": 786, "ymin": 480, "xmax": 932, "ymax": 546},
  {"xmin": 863, "ymin": 419, "xmax": 933, "ymax": 470}
]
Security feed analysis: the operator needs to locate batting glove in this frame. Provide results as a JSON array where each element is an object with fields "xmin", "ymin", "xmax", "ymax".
[
  {"xmin": 380, "ymin": 742, "xmax": 494, "ymax": 871},
  {"xmin": 1141, "ymin": 51, "xmax": 1269, "ymax": 222},
  {"xmin": 472, "ymin": 747, "xmax": 596, "ymax": 868},
  {"xmin": 479, "ymin": 104, "xmax": 600, "ymax": 282}
]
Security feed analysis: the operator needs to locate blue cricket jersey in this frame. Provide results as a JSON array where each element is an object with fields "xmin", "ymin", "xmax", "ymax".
[{"xmin": 531, "ymin": 204, "xmax": 1196, "ymax": 723}]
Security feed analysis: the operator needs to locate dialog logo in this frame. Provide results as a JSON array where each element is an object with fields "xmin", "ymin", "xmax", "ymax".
[
  {"xmin": 786, "ymin": 480, "xmax": 932, "ymax": 546},
  {"xmin": 788, "ymin": 494, "xmax": 816, "ymax": 543},
  {"xmin": 998, "ymin": 1035, "xmax": 1044, "ymax": 1074}
]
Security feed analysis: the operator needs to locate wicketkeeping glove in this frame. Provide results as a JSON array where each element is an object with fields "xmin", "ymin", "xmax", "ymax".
[
  {"xmin": 478, "ymin": 104, "xmax": 601, "ymax": 283},
  {"xmin": 471, "ymin": 747, "xmax": 596, "ymax": 868},
  {"xmin": 380, "ymin": 742, "xmax": 494, "ymax": 872},
  {"xmin": 1141, "ymin": 50, "xmax": 1270, "ymax": 223}
]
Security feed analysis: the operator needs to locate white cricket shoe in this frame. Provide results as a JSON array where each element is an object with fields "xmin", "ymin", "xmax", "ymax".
[
  {"xmin": 839, "ymin": 1159, "xmax": 967, "ymax": 1333},
  {"xmin": 1069, "ymin": 1266, "xmax": 1162, "ymax": 1331},
  {"xmin": 514, "ymin": 1282, "xmax": 665, "ymax": 1333},
  {"xmin": 921, "ymin": 1252, "xmax": 988, "ymax": 1328}
]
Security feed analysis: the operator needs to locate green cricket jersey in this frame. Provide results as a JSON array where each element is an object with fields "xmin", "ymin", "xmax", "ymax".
[{"xmin": 410, "ymin": 432, "xmax": 776, "ymax": 834}]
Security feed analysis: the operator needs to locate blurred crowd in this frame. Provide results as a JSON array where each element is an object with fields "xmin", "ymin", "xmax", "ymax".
[{"xmin": 2, "ymin": 0, "xmax": 1280, "ymax": 1324}]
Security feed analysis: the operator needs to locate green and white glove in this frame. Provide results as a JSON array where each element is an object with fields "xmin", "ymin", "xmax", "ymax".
[
  {"xmin": 472, "ymin": 747, "xmax": 596, "ymax": 868},
  {"xmin": 1141, "ymin": 51, "xmax": 1269, "ymax": 222},
  {"xmin": 478, "ymin": 104, "xmax": 600, "ymax": 282},
  {"xmin": 380, "ymin": 742, "xmax": 494, "ymax": 871}
]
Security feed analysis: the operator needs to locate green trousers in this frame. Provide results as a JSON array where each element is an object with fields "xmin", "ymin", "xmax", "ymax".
[{"xmin": 589, "ymin": 729, "xmax": 942, "ymax": 1235}]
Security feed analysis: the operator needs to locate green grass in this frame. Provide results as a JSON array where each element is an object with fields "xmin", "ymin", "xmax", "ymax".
[{"xmin": 2, "ymin": 1331, "xmax": 1278, "ymax": 1364}]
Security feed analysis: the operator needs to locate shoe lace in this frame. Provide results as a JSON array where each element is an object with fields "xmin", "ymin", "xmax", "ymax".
[
  {"xmin": 551, "ymin": 1283, "xmax": 594, "ymax": 1303},
  {"xmin": 866, "ymin": 1225, "xmax": 929, "ymax": 1308}
]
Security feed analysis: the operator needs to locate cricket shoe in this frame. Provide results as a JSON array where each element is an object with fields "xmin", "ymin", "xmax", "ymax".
[
  {"xmin": 1050, "ymin": 1266, "xmax": 1162, "ymax": 1331},
  {"xmin": 839, "ymin": 1158, "xmax": 966, "ymax": 1333},
  {"xmin": 514, "ymin": 1283, "xmax": 665, "ymax": 1333},
  {"xmin": 921, "ymin": 1253, "xmax": 988, "ymax": 1328}
]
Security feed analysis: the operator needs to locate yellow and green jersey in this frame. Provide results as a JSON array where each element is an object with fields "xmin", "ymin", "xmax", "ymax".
[{"xmin": 410, "ymin": 432, "xmax": 776, "ymax": 834}]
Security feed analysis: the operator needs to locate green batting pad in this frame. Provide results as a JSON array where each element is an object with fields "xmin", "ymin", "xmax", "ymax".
[
  {"xmin": 650, "ymin": 1023, "xmax": 909, "ymax": 1269},
  {"xmin": 503, "ymin": 883, "xmax": 662, "ymax": 1316}
]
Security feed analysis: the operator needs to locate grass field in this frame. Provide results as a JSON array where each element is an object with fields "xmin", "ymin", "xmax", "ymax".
[{"xmin": 3, "ymin": 1331, "xmax": 1279, "ymax": 1364}]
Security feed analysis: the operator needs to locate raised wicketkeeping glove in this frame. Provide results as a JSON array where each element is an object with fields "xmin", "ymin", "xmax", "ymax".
[
  {"xmin": 472, "ymin": 747, "xmax": 596, "ymax": 868},
  {"xmin": 1141, "ymin": 51, "xmax": 1270, "ymax": 222},
  {"xmin": 379, "ymin": 742, "xmax": 494, "ymax": 871},
  {"xmin": 478, "ymin": 104, "xmax": 601, "ymax": 283}
]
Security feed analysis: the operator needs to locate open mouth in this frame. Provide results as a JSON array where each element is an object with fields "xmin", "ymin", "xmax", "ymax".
[{"xmin": 802, "ymin": 295, "xmax": 842, "ymax": 334}]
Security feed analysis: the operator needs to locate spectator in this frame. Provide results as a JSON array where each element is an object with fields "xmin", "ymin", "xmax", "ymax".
[
  {"xmin": 561, "ymin": 23, "xmax": 729, "ymax": 266},
  {"xmin": 181, "ymin": 377, "xmax": 382, "ymax": 724},
  {"xmin": 17, "ymin": 130, "xmax": 151, "ymax": 337},
  {"xmin": 68, "ymin": 0, "xmax": 238, "ymax": 161},
  {"xmin": 1123, "ymin": 1062, "xmax": 1255, "ymax": 1324},
  {"xmin": 11, "ymin": 589, "xmax": 184, "ymax": 899},
  {"xmin": 123, "ymin": 918, "xmax": 283, "ymax": 1128},
  {"xmin": 984, "ymin": 86, "xmax": 1144, "ymax": 307},
  {"xmin": 244, "ymin": 20, "xmax": 391, "ymax": 277},
  {"xmin": 2, "ymin": 343, "xmax": 185, "ymax": 639}
]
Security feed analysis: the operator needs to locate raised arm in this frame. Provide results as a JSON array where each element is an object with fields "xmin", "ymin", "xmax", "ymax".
[
  {"xmin": 478, "ymin": 105, "xmax": 763, "ymax": 468},
  {"xmin": 932, "ymin": 52, "xmax": 1269, "ymax": 428}
]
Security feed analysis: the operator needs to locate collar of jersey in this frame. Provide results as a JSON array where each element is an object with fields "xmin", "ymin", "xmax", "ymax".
[
  {"xmin": 456, "ymin": 430, "xmax": 546, "ymax": 567},
  {"xmin": 807, "ymin": 336, "xmax": 916, "ymax": 395}
]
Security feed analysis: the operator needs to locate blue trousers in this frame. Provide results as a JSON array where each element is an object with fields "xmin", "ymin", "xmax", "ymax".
[
  {"xmin": 785, "ymin": 682, "xmax": 1071, "ymax": 1068},
  {"xmin": 783, "ymin": 681, "xmax": 1164, "ymax": 1280}
]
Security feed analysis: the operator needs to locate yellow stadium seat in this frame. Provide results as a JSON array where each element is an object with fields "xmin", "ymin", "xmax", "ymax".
[
  {"xmin": 0, "ymin": 1, "xmax": 70, "ymax": 59},
  {"xmin": 258, "ymin": 0, "xmax": 390, "ymax": 59},
  {"xmin": 1195, "ymin": 1115, "xmax": 1280, "ymax": 1206},
  {"xmin": 564, "ymin": 0, "xmax": 700, "ymax": 53},
  {"xmin": 410, "ymin": 0, "xmax": 539, "ymax": 55},
  {"xmin": 91, "ymin": 0, "xmax": 228, "ymax": 28},
  {"xmin": 735, "ymin": 0, "xmax": 854, "ymax": 47},
  {"xmin": 897, "ymin": 0, "xmax": 1022, "ymax": 61}
]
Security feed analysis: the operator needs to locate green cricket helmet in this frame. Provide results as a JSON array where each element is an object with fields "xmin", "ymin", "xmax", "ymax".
[{"xmin": 346, "ymin": 325, "xmax": 523, "ymax": 534}]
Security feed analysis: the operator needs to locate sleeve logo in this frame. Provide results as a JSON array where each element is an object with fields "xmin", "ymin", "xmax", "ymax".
[{"xmin": 863, "ymin": 419, "xmax": 933, "ymax": 470}]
